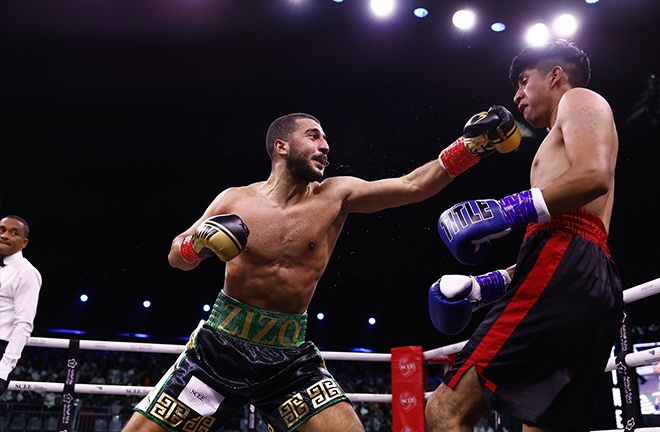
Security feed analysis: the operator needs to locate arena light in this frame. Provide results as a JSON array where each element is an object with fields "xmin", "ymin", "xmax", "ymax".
[
  {"xmin": 350, "ymin": 347, "xmax": 375, "ymax": 353},
  {"xmin": 142, "ymin": 300, "xmax": 151, "ymax": 308},
  {"xmin": 316, "ymin": 312, "xmax": 325, "ymax": 320},
  {"xmin": 202, "ymin": 304, "xmax": 211, "ymax": 312},
  {"xmin": 554, "ymin": 14, "xmax": 577, "ymax": 37},
  {"xmin": 80, "ymin": 294, "xmax": 89, "ymax": 302},
  {"xmin": 46, "ymin": 328, "xmax": 86, "ymax": 335},
  {"xmin": 370, "ymin": 0, "xmax": 395, "ymax": 19},
  {"xmin": 368, "ymin": 317, "xmax": 377, "ymax": 325},
  {"xmin": 452, "ymin": 9, "xmax": 476, "ymax": 30},
  {"xmin": 413, "ymin": 8, "xmax": 428, "ymax": 19},
  {"xmin": 491, "ymin": 22, "xmax": 506, "ymax": 32},
  {"xmin": 133, "ymin": 333, "xmax": 150, "ymax": 338},
  {"xmin": 525, "ymin": 23, "xmax": 550, "ymax": 46}
]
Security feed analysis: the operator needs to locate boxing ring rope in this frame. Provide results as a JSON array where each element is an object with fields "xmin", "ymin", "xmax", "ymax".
[
  {"xmin": 9, "ymin": 342, "xmax": 396, "ymax": 402},
  {"xmin": 6, "ymin": 277, "xmax": 660, "ymax": 430}
]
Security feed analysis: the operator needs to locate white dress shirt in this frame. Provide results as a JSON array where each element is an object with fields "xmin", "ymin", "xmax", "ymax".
[{"xmin": 0, "ymin": 250, "xmax": 42, "ymax": 380}]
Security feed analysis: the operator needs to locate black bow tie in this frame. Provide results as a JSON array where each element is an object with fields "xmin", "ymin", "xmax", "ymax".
[{"xmin": 0, "ymin": 257, "xmax": 5, "ymax": 267}]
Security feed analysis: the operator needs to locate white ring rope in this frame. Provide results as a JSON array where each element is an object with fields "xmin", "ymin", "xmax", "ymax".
[
  {"xmin": 7, "ymin": 276, "xmax": 659, "ymax": 431},
  {"xmin": 423, "ymin": 341, "xmax": 468, "ymax": 361},
  {"xmin": 320, "ymin": 351, "xmax": 392, "ymax": 362},
  {"xmin": 27, "ymin": 337, "xmax": 186, "ymax": 354},
  {"xmin": 8, "ymin": 381, "xmax": 153, "ymax": 396},
  {"xmin": 623, "ymin": 277, "xmax": 660, "ymax": 304}
]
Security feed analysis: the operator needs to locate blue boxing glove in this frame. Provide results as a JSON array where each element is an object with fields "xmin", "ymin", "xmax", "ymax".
[
  {"xmin": 429, "ymin": 270, "xmax": 511, "ymax": 335},
  {"xmin": 438, "ymin": 188, "xmax": 550, "ymax": 265}
]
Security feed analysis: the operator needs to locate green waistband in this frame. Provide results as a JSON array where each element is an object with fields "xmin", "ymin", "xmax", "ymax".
[{"xmin": 206, "ymin": 291, "xmax": 307, "ymax": 348}]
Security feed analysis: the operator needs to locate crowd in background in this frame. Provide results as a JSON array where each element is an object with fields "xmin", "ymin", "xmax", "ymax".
[
  {"xmin": 2, "ymin": 322, "xmax": 659, "ymax": 431},
  {"xmin": 0, "ymin": 345, "xmax": 395, "ymax": 431}
]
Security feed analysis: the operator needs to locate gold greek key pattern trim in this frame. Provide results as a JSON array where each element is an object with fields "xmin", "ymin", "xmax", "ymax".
[
  {"xmin": 307, "ymin": 378, "xmax": 343, "ymax": 409},
  {"xmin": 149, "ymin": 393, "xmax": 217, "ymax": 431},
  {"xmin": 149, "ymin": 393, "xmax": 191, "ymax": 428},
  {"xmin": 278, "ymin": 393, "xmax": 310, "ymax": 428},
  {"xmin": 277, "ymin": 378, "xmax": 344, "ymax": 428},
  {"xmin": 182, "ymin": 416, "xmax": 216, "ymax": 432}
]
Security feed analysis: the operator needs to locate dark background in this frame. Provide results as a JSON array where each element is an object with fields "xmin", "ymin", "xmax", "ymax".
[{"xmin": 1, "ymin": 0, "xmax": 659, "ymax": 355}]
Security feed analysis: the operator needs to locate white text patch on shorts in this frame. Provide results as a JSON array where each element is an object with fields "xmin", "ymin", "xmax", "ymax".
[{"xmin": 178, "ymin": 376, "xmax": 225, "ymax": 416}]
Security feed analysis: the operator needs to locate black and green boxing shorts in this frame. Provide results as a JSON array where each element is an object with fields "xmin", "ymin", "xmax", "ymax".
[{"xmin": 134, "ymin": 290, "xmax": 350, "ymax": 432}]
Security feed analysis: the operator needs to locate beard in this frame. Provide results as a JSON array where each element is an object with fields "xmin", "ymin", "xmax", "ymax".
[{"xmin": 287, "ymin": 148, "xmax": 326, "ymax": 182}]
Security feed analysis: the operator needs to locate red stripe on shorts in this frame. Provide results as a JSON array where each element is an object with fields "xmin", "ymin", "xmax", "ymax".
[{"xmin": 447, "ymin": 230, "xmax": 572, "ymax": 391}]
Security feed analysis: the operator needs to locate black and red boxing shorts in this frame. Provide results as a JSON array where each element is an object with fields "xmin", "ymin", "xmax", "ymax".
[
  {"xmin": 135, "ymin": 291, "xmax": 350, "ymax": 432},
  {"xmin": 443, "ymin": 210, "xmax": 623, "ymax": 431}
]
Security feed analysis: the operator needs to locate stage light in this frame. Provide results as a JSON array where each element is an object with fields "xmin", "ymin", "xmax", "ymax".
[
  {"xmin": 452, "ymin": 9, "xmax": 476, "ymax": 30},
  {"xmin": 491, "ymin": 22, "xmax": 506, "ymax": 32},
  {"xmin": 554, "ymin": 14, "xmax": 577, "ymax": 36},
  {"xmin": 143, "ymin": 300, "xmax": 151, "ymax": 308},
  {"xmin": 368, "ymin": 317, "xmax": 376, "ymax": 325},
  {"xmin": 46, "ymin": 328, "xmax": 86, "ymax": 335},
  {"xmin": 370, "ymin": 0, "xmax": 395, "ymax": 19},
  {"xmin": 585, "ymin": 0, "xmax": 599, "ymax": 3},
  {"xmin": 80, "ymin": 294, "xmax": 89, "ymax": 302},
  {"xmin": 317, "ymin": 312, "xmax": 325, "ymax": 320},
  {"xmin": 413, "ymin": 8, "xmax": 428, "ymax": 19},
  {"xmin": 525, "ymin": 23, "xmax": 549, "ymax": 45},
  {"xmin": 202, "ymin": 304, "xmax": 211, "ymax": 312}
]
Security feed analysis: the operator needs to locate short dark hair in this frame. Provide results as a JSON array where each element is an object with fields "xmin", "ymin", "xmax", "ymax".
[
  {"xmin": 265, "ymin": 113, "xmax": 320, "ymax": 161},
  {"xmin": 3, "ymin": 214, "xmax": 30, "ymax": 237},
  {"xmin": 509, "ymin": 39, "xmax": 591, "ymax": 88}
]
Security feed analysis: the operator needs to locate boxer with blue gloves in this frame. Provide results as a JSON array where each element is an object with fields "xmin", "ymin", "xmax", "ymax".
[{"xmin": 425, "ymin": 40, "xmax": 623, "ymax": 432}]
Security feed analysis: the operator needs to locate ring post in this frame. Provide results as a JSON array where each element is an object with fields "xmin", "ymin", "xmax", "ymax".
[{"xmin": 391, "ymin": 346, "xmax": 425, "ymax": 431}]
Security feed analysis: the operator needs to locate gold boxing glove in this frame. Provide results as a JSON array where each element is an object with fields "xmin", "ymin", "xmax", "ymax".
[
  {"xmin": 486, "ymin": 105, "xmax": 522, "ymax": 154},
  {"xmin": 180, "ymin": 214, "xmax": 249, "ymax": 263},
  {"xmin": 439, "ymin": 105, "xmax": 521, "ymax": 177}
]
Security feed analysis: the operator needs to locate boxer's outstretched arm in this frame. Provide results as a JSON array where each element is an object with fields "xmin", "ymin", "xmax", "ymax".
[{"xmin": 337, "ymin": 106, "xmax": 521, "ymax": 214}]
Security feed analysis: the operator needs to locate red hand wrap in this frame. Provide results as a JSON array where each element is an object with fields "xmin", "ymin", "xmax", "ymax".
[
  {"xmin": 438, "ymin": 137, "xmax": 480, "ymax": 178},
  {"xmin": 180, "ymin": 235, "xmax": 204, "ymax": 264}
]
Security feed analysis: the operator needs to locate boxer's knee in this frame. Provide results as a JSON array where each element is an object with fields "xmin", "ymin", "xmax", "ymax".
[{"xmin": 425, "ymin": 369, "xmax": 489, "ymax": 431}]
